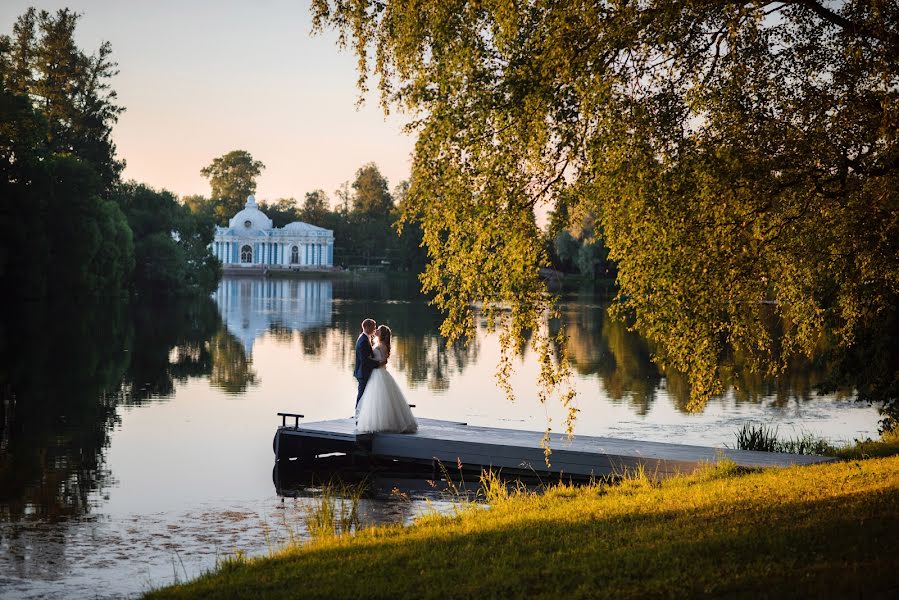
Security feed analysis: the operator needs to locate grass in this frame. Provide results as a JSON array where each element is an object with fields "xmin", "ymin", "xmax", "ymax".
[
  {"xmin": 146, "ymin": 438, "xmax": 899, "ymax": 599},
  {"xmin": 301, "ymin": 479, "xmax": 366, "ymax": 540},
  {"xmin": 732, "ymin": 423, "xmax": 833, "ymax": 455},
  {"xmin": 734, "ymin": 423, "xmax": 899, "ymax": 459}
]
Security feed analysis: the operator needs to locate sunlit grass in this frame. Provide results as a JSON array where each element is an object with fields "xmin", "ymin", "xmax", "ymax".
[
  {"xmin": 302, "ymin": 479, "xmax": 366, "ymax": 539},
  {"xmin": 146, "ymin": 437, "xmax": 899, "ymax": 599},
  {"xmin": 734, "ymin": 422, "xmax": 899, "ymax": 459}
]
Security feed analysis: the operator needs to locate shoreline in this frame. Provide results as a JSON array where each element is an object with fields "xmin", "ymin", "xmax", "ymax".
[{"xmin": 146, "ymin": 437, "xmax": 899, "ymax": 599}]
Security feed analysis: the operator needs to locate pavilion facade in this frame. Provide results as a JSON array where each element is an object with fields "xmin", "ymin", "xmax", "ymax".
[{"xmin": 212, "ymin": 196, "xmax": 334, "ymax": 268}]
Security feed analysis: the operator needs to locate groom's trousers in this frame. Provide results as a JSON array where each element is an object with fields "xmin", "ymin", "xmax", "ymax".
[{"xmin": 355, "ymin": 376, "xmax": 368, "ymax": 417}]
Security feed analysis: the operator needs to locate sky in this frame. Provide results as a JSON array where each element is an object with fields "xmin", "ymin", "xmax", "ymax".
[{"xmin": 0, "ymin": 1, "xmax": 415, "ymax": 205}]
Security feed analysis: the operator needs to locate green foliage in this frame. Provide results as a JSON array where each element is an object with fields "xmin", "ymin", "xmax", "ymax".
[
  {"xmin": 351, "ymin": 162, "xmax": 393, "ymax": 214},
  {"xmin": 1, "ymin": 8, "xmax": 145, "ymax": 299},
  {"xmin": 258, "ymin": 197, "xmax": 300, "ymax": 228},
  {"xmin": 302, "ymin": 480, "xmax": 366, "ymax": 539},
  {"xmin": 300, "ymin": 189, "xmax": 330, "ymax": 224},
  {"xmin": 147, "ymin": 456, "xmax": 899, "ymax": 599},
  {"xmin": 833, "ymin": 429, "xmax": 899, "ymax": 460},
  {"xmin": 113, "ymin": 182, "xmax": 220, "ymax": 296},
  {"xmin": 1, "ymin": 7, "xmax": 124, "ymax": 191},
  {"xmin": 311, "ymin": 0, "xmax": 899, "ymax": 428},
  {"xmin": 0, "ymin": 125, "xmax": 134, "ymax": 297},
  {"xmin": 200, "ymin": 150, "xmax": 265, "ymax": 224},
  {"xmin": 733, "ymin": 423, "xmax": 834, "ymax": 456},
  {"xmin": 734, "ymin": 423, "xmax": 899, "ymax": 460}
]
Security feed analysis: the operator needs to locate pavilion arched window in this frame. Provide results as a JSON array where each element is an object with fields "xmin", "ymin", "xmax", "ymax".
[
  {"xmin": 241, "ymin": 244, "xmax": 253, "ymax": 263},
  {"xmin": 291, "ymin": 245, "xmax": 299, "ymax": 264}
]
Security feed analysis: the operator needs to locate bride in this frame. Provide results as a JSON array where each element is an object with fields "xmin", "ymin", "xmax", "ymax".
[{"xmin": 356, "ymin": 325, "xmax": 418, "ymax": 434}]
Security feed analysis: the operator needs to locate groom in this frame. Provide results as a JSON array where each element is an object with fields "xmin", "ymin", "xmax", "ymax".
[{"xmin": 354, "ymin": 318, "xmax": 386, "ymax": 417}]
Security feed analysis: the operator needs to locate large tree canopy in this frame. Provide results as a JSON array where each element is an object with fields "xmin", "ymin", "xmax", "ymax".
[
  {"xmin": 200, "ymin": 150, "xmax": 265, "ymax": 224},
  {"xmin": 2, "ymin": 8, "xmax": 124, "ymax": 191},
  {"xmin": 312, "ymin": 0, "xmax": 898, "ymax": 429}
]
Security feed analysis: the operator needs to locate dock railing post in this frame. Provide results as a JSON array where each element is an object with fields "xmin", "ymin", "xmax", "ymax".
[
  {"xmin": 277, "ymin": 412, "xmax": 304, "ymax": 430},
  {"xmin": 274, "ymin": 412, "xmax": 304, "ymax": 462}
]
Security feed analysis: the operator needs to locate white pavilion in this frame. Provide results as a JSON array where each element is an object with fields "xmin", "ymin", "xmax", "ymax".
[{"xmin": 212, "ymin": 196, "xmax": 334, "ymax": 268}]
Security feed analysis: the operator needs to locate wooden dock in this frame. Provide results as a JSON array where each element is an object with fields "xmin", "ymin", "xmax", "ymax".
[{"xmin": 273, "ymin": 416, "xmax": 835, "ymax": 480}]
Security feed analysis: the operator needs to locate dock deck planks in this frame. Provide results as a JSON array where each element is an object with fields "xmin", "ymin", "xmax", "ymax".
[{"xmin": 275, "ymin": 417, "xmax": 835, "ymax": 478}]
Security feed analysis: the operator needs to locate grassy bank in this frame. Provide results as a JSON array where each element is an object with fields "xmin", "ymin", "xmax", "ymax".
[{"xmin": 147, "ymin": 450, "xmax": 899, "ymax": 599}]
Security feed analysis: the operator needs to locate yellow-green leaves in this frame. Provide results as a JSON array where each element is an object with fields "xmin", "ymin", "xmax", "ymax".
[{"xmin": 312, "ymin": 0, "xmax": 899, "ymax": 430}]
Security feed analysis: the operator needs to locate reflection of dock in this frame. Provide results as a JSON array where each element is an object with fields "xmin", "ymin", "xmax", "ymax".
[{"xmin": 274, "ymin": 418, "xmax": 835, "ymax": 479}]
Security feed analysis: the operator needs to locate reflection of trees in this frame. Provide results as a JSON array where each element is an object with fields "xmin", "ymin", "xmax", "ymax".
[
  {"xmin": 598, "ymin": 317, "xmax": 662, "ymax": 415},
  {"xmin": 0, "ymin": 294, "xmax": 227, "ymax": 532},
  {"xmin": 0, "ymin": 298, "xmax": 129, "ymax": 523},
  {"xmin": 329, "ymin": 275, "xmax": 480, "ymax": 392},
  {"xmin": 299, "ymin": 328, "xmax": 327, "ymax": 357},
  {"xmin": 118, "ymin": 297, "xmax": 220, "ymax": 403},
  {"xmin": 267, "ymin": 323, "xmax": 296, "ymax": 344},
  {"xmin": 559, "ymin": 301, "xmax": 662, "ymax": 416},
  {"xmin": 556, "ymin": 289, "xmax": 856, "ymax": 416},
  {"xmin": 209, "ymin": 328, "xmax": 258, "ymax": 394}
]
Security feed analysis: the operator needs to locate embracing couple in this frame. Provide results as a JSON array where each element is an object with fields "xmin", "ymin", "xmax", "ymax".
[{"xmin": 353, "ymin": 318, "xmax": 418, "ymax": 434}]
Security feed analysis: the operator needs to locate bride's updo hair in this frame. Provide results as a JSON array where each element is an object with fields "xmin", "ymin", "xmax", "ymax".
[{"xmin": 376, "ymin": 325, "xmax": 391, "ymax": 357}]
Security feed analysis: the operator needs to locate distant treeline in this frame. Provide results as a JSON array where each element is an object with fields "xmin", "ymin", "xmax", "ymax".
[
  {"xmin": 0, "ymin": 8, "xmax": 219, "ymax": 299},
  {"xmin": 186, "ymin": 149, "xmax": 616, "ymax": 278},
  {"xmin": 183, "ymin": 153, "xmax": 430, "ymax": 272}
]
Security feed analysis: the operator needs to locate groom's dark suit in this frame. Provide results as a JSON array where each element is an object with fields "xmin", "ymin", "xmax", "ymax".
[{"xmin": 354, "ymin": 333, "xmax": 381, "ymax": 409}]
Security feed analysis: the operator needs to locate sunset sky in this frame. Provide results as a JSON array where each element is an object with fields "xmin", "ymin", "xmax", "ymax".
[{"xmin": 0, "ymin": 1, "xmax": 415, "ymax": 205}]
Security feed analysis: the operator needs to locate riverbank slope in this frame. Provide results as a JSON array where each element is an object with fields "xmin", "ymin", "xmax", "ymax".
[{"xmin": 147, "ymin": 454, "xmax": 899, "ymax": 598}]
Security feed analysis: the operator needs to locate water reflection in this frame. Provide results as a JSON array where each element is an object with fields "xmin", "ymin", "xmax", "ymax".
[
  {"xmin": 215, "ymin": 278, "xmax": 333, "ymax": 354},
  {"xmin": 0, "ymin": 275, "xmax": 878, "ymax": 599},
  {"xmin": 209, "ymin": 276, "xmax": 480, "ymax": 394},
  {"xmin": 0, "ymin": 298, "xmax": 128, "ymax": 524},
  {"xmin": 0, "ymin": 295, "xmax": 225, "ymax": 586},
  {"xmin": 563, "ymin": 300, "xmax": 858, "ymax": 415}
]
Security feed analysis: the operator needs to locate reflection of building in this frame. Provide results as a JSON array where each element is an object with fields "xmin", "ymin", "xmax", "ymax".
[
  {"xmin": 212, "ymin": 196, "xmax": 334, "ymax": 268},
  {"xmin": 213, "ymin": 277, "xmax": 333, "ymax": 353}
]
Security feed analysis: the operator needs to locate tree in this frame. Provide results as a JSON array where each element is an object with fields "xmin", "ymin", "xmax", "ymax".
[
  {"xmin": 1, "ymin": 68, "xmax": 132, "ymax": 297},
  {"xmin": 300, "ymin": 189, "xmax": 330, "ymax": 224},
  {"xmin": 113, "ymin": 182, "xmax": 220, "ymax": 296},
  {"xmin": 181, "ymin": 194, "xmax": 215, "ymax": 219},
  {"xmin": 200, "ymin": 150, "xmax": 265, "ymax": 224},
  {"xmin": 313, "ymin": 0, "xmax": 899, "ymax": 430},
  {"xmin": 258, "ymin": 197, "xmax": 299, "ymax": 228},
  {"xmin": 351, "ymin": 162, "xmax": 393, "ymax": 215},
  {"xmin": 393, "ymin": 179, "xmax": 428, "ymax": 272},
  {"xmin": 346, "ymin": 163, "xmax": 396, "ymax": 265},
  {"xmin": 2, "ymin": 8, "xmax": 124, "ymax": 191}
]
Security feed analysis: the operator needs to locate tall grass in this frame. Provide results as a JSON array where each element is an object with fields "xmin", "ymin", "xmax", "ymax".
[
  {"xmin": 733, "ymin": 423, "xmax": 833, "ymax": 455},
  {"xmin": 303, "ymin": 479, "xmax": 367, "ymax": 539}
]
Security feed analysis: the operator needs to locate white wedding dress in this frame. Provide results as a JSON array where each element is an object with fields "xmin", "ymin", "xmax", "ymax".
[{"xmin": 356, "ymin": 344, "xmax": 418, "ymax": 434}]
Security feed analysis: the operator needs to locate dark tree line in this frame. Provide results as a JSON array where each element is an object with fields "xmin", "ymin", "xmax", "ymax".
[{"xmin": 0, "ymin": 8, "xmax": 219, "ymax": 299}]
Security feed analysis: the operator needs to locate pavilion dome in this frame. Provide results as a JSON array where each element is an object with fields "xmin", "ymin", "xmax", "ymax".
[{"xmin": 228, "ymin": 195, "xmax": 273, "ymax": 231}]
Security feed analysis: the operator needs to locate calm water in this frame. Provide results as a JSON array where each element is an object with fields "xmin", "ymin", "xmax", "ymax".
[{"xmin": 0, "ymin": 275, "xmax": 880, "ymax": 598}]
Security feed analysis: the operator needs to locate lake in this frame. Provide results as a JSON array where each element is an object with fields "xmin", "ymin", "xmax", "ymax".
[{"xmin": 0, "ymin": 274, "xmax": 880, "ymax": 598}]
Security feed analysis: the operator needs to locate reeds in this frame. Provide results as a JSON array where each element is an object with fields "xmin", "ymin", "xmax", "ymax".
[
  {"xmin": 303, "ymin": 479, "xmax": 367, "ymax": 539},
  {"xmin": 733, "ymin": 423, "xmax": 833, "ymax": 455}
]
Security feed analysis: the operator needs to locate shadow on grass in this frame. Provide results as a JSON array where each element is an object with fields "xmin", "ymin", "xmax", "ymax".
[{"xmin": 148, "ymin": 459, "xmax": 899, "ymax": 599}]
